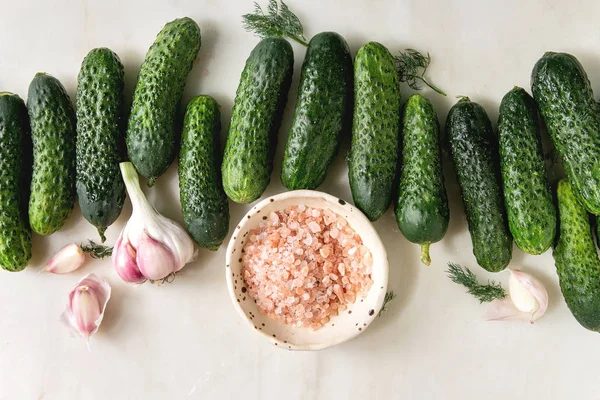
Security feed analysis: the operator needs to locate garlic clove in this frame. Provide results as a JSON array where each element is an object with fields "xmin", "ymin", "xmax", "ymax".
[
  {"xmin": 72, "ymin": 285, "xmax": 101, "ymax": 338},
  {"xmin": 44, "ymin": 243, "xmax": 85, "ymax": 274},
  {"xmin": 136, "ymin": 231, "xmax": 177, "ymax": 280},
  {"xmin": 112, "ymin": 235, "xmax": 146, "ymax": 284},
  {"xmin": 485, "ymin": 269, "xmax": 549, "ymax": 323},
  {"xmin": 509, "ymin": 269, "xmax": 549, "ymax": 322},
  {"xmin": 61, "ymin": 273, "xmax": 111, "ymax": 345}
]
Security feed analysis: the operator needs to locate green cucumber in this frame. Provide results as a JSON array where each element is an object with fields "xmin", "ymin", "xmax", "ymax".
[
  {"xmin": 446, "ymin": 97, "xmax": 512, "ymax": 272},
  {"xmin": 348, "ymin": 42, "xmax": 401, "ymax": 221},
  {"xmin": 498, "ymin": 87, "xmax": 555, "ymax": 255},
  {"xmin": 179, "ymin": 96, "xmax": 229, "ymax": 250},
  {"xmin": 76, "ymin": 48, "xmax": 126, "ymax": 242},
  {"xmin": 554, "ymin": 179, "xmax": 600, "ymax": 331},
  {"xmin": 127, "ymin": 17, "xmax": 201, "ymax": 186},
  {"xmin": 222, "ymin": 37, "xmax": 294, "ymax": 203},
  {"xmin": 27, "ymin": 73, "xmax": 76, "ymax": 235},
  {"xmin": 395, "ymin": 94, "xmax": 448, "ymax": 266},
  {"xmin": 0, "ymin": 93, "xmax": 31, "ymax": 271},
  {"xmin": 531, "ymin": 52, "xmax": 600, "ymax": 215},
  {"xmin": 281, "ymin": 31, "xmax": 353, "ymax": 190}
]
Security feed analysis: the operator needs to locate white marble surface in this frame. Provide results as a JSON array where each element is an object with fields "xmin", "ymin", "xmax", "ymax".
[{"xmin": 1, "ymin": 0, "xmax": 600, "ymax": 398}]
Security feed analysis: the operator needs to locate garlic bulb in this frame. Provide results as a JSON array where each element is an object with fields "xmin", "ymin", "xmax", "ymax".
[{"xmin": 112, "ymin": 162, "xmax": 197, "ymax": 283}]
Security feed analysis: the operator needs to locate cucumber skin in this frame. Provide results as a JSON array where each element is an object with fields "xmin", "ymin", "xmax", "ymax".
[
  {"xmin": 281, "ymin": 32, "xmax": 353, "ymax": 190},
  {"xmin": 27, "ymin": 73, "xmax": 76, "ymax": 235},
  {"xmin": 179, "ymin": 96, "xmax": 229, "ymax": 250},
  {"xmin": 554, "ymin": 179, "xmax": 600, "ymax": 332},
  {"xmin": 0, "ymin": 93, "xmax": 32, "ymax": 271},
  {"xmin": 222, "ymin": 37, "xmax": 294, "ymax": 203},
  {"xmin": 395, "ymin": 94, "xmax": 449, "ymax": 264},
  {"xmin": 531, "ymin": 52, "xmax": 600, "ymax": 215},
  {"xmin": 127, "ymin": 17, "xmax": 201, "ymax": 185},
  {"xmin": 349, "ymin": 42, "xmax": 401, "ymax": 221},
  {"xmin": 446, "ymin": 98, "xmax": 512, "ymax": 272},
  {"xmin": 498, "ymin": 87, "xmax": 556, "ymax": 255},
  {"xmin": 76, "ymin": 48, "xmax": 126, "ymax": 241}
]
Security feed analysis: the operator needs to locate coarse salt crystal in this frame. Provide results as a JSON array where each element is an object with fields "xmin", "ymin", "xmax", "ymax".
[
  {"xmin": 303, "ymin": 235, "xmax": 313, "ymax": 246},
  {"xmin": 308, "ymin": 221, "xmax": 321, "ymax": 233}
]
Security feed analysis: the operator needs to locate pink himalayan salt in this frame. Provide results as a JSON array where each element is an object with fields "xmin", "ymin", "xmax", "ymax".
[{"xmin": 242, "ymin": 205, "xmax": 374, "ymax": 330}]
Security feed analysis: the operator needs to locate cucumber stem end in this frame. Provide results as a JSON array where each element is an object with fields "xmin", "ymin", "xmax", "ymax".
[{"xmin": 420, "ymin": 243, "xmax": 431, "ymax": 266}]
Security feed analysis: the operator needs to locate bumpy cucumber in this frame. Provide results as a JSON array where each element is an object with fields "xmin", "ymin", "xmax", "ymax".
[
  {"xmin": 27, "ymin": 73, "xmax": 76, "ymax": 235},
  {"xmin": 498, "ymin": 87, "xmax": 555, "ymax": 255},
  {"xmin": 554, "ymin": 179, "xmax": 600, "ymax": 332},
  {"xmin": 76, "ymin": 48, "xmax": 126, "ymax": 241},
  {"xmin": 531, "ymin": 52, "xmax": 600, "ymax": 215},
  {"xmin": 446, "ymin": 97, "xmax": 512, "ymax": 272},
  {"xmin": 0, "ymin": 93, "xmax": 31, "ymax": 271},
  {"xmin": 222, "ymin": 37, "xmax": 294, "ymax": 203},
  {"xmin": 395, "ymin": 94, "xmax": 449, "ymax": 265},
  {"xmin": 179, "ymin": 96, "xmax": 229, "ymax": 250},
  {"xmin": 281, "ymin": 31, "xmax": 353, "ymax": 190},
  {"xmin": 127, "ymin": 17, "xmax": 201, "ymax": 186},
  {"xmin": 348, "ymin": 42, "xmax": 401, "ymax": 221}
]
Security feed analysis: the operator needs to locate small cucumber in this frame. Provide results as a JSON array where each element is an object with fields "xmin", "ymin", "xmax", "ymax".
[
  {"xmin": 532, "ymin": 52, "xmax": 600, "ymax": 215},
  {"xmin": 76, "ymin": 48, "xmax": 126, "ymax": 241},
  {"xmin": 281, "ymin": 31, "xmax": 353, "ymax": 190},
  {"xmin": 127, "ymin": 17, "xmax": 201, "ymax": 186},
  {"xmin": 0, "ymin": 93, "xmax": 31, "ymax": 271},
  {"xmin": 27, "ymin": 73, "xmax": 76, "ymax": 235},
  {"xmin": 179, "ymin": 96, "xmax": 229, "ymax": 250},
  {"xmin": 498, "ymin": 87, "xmax": 555, "ymax": 254},
  {"xmin": 395, "ymin": 94, "xmax": 449, "ymax": 266},
  {"xmin": 554, "ymin": 179, "xmax": 600, "ymax": 331},
  {"xmin": 446, "ymin": 97, "xmax": 512, "ymax": 272},
  {"xmin": 349, "ymin": 42, "xmax": 401, "ymax": 221},
  {"xmin": 222, "ymin": 37, "xmax": 294, "ymax": 203}
]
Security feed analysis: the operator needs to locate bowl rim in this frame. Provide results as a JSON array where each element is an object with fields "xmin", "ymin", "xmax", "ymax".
[{"xmin": 225, "ymin": 189, "xmax": 389, "ymax": 351}]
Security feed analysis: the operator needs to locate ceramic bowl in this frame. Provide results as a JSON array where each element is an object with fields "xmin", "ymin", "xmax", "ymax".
[{"xmin": 225, "ymin": 190, "xmax": 389, "ymax": 351}]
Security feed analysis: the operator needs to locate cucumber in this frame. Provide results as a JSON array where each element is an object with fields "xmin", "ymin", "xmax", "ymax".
[
  {"xmin": 446, "ymin": 97, "xmax": 512, "ymax": 272},
  {"xmin": 179, "ymin": 96, "xmax": 229, "ymax": 250},
  {"xmin": 348, "ymin": 42, "xmax": 401, "ymax": 221},
  {"xmin": 531, "ymin": 52, "xmax": 600, "ymax": 215},
  {"xmin": 395, "ymin": 94, "xmax": 448, "ymax": 266},
  {"xmin": 76, "ymin": 48, "xmax": 126, "ymax": 242},
  {"xmin": 222, "ymin": 37, "xmax": 294, "ymax": 203},
  {"xmin": 498, "ymin": 87, "xmax": 556, "ymax": 255},
  {"xmin": 27, "ymin": 73, "xmax": 76, "ymax": 235},
  {"xmin": 281, "ymin": 32, "xmax": 353, "ymax": 190},
  {"xmin": 0, "ymin": 93, "xmax": 31, "ymax": 271},
  {"xmin": 127, "ymin": 17, "xmax": 201, "ymax": 186},
  {"xmin": 554, "ymin": 179, "xmax": 600, "ymax": 331}
]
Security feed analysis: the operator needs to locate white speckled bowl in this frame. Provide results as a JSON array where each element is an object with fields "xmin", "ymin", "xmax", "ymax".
[{"xmin": 226, "ymin": 190, "xmax": 389, "ymax": 351}]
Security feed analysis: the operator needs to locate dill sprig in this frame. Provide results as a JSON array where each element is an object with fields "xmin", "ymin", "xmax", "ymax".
[
  {"xmin": 80, "ymin": 240, "xmax": 113, "ymax": 259},
  {"xmin": 395, "ymin": 49, "xmax": 446, "ymax": 96},
  {"xmin": 242, "ymin": 0, "xmax": 308, "ymax": 46},
  {"xmin": 378, "ymin": 291, "xmax": 397, "ymax": 317},
  {"xmin": 446, "ymin": 263, "xmax": 506, "ymax": 303}
]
